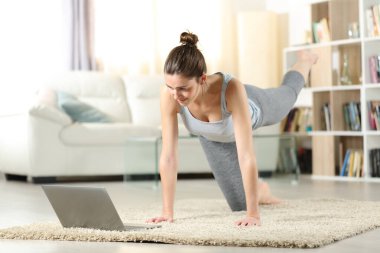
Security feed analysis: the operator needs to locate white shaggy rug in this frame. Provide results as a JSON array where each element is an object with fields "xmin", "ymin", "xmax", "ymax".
[{"xmin": 1, "ymin": 198, "xmax": 380, "ymax": 248}]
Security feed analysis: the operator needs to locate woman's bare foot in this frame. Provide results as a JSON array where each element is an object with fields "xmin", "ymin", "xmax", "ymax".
[
  {"xmin": 297, "ymin": 50, "xmax": 319, "ymax": 65},
  {"xmin": 290, "ymin": 50, "xmax": 319, "ymax": 83},
  {"xmin": 258, "ymin": 181, "xmax": 282, "ymax": 205}
]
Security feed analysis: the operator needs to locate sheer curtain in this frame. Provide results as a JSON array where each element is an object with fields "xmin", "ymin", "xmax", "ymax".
[
  {"xmin": 94, "ymin": 0, "xmax": 238, "ymax": 76},
  {"xmin": 94, "ymin": 0, "xmax": 156, "ymax": 74},
  {"xmin": 63, "ymin": 0, "xmax": 96, "ymax": 70}
]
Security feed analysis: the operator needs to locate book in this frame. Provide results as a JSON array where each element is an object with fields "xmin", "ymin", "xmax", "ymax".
[
  {"xmin": 340, "ymin": 149, "xmax": 351, "ymax": 176},
  {"xmin": 354, "ymin": 150, "xmax": 363, "ymax": 178},
  {"xmin": 323, "ymin": 103, "xmax": 331, "ymax": 131},
  {"xmin": 312, "ymin": 18, "xmax": 331, "ymax": 43},
  {"xmin": 377, "ymin": 149, "xmax": 380, "ymax": 177},
  {"xmin": 358, "ymin": 150, "xmax": 363, "ymax": 178},
  {"xmin": 377, "ymin": 55, "xmax": 380, "ymax": 80},
  {"xmin": 354, "ymin": 102, "xmax": 361, "ymax": 131},
  {"xmin": 283, "ymin": 108, "xmax": 297, "ymax": 132},
  {"xmin": 348, "ymin": 150, "xmax": 355, "ymax": 177},
  {"xmin": 338, "ymin": 142, "xmax": 344, "ymax": 169},
  {"xmin": 371, "ymin": 149, "xmax": 380, "ymax": 177},
  {"xmin": 373, "ymin": 4, "xmax": 380, "ymax": 36},
  {"xmin": 377, "ymin": 105, "xmax": 380, "ymax": 130},
  {"xmin": 369, "ymin": 55, "xmax": 379, "ymax": 83},
  {"xmin": 346, "ymin": 102, "xmax": 361, "ymax": 131},
  {"xmin": 368, "ymin": 101, "xmax": 380, "ymax": 130},
  {"xmin": 366, "ymin": 9, "xmax": 375, "ymax": 37},
  {"xmin": 370, "ymin": 148, "xmax": 380, "ymax": 177},
  {"xmin": 312, "ymin": 22, "xmax": 320, "ymax": 43},
  {"xmin": 343, "ymin": 104, "xmax": 351, "ymax": 130},
  {"xmin": 291, "ymin": 109, "xmax": 301, "ymax": 132},
  {"xmin": 319, "ymin": 18, "xmax": 331, "ymax": 42},
  {"xmin": 377, "ymin": 4, "xmax": 380, "ymax": 34},
  {"xmin": 368, "ymin": 101, "xmax": 377, "ymax": 130},
  {"xmin": 370, "ymin": 149, "xmax": 375, "ymax": 177}
]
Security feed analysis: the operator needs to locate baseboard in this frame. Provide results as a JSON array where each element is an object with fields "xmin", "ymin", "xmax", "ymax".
[
  {"xmin": 3, "ymin": 171, "xmax": 273, "ymax": 183},
  {"xmin": 259, "ymin": 171, "xmax": 273, "ymax": 178},
  {"xmin": 4, "ymin": 173, "xmax": 27, "ymax": 182},
  {"xmin": 124, "ymin": 172, "xmax": 215, "ymax": 181}
]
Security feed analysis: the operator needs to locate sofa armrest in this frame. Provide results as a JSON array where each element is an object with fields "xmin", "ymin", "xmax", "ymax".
[{"xmin": 29, "ymin": 103, "xmax": 72, "ymax": 126}]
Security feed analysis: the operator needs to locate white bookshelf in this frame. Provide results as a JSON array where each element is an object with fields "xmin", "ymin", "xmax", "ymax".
[
  {"xmin": 284, "ymin": 0, "xmax": 380, "ymax": 182},
  {"xmin": 284, "ymin": 38, "xmax": 362, "ymax": 52}
]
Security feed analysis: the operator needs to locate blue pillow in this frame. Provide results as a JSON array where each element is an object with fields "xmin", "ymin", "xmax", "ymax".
[{"xmin": 56, "ymin": 91, "xmax": 112, "ymax": 123}]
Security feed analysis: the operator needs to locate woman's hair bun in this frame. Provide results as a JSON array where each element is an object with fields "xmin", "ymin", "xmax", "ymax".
[{"xmin": 180, "ymin": 31, "xmax": 198, "ymax": 47}]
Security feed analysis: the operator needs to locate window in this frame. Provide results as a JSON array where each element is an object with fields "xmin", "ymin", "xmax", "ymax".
[
  {"xmin": 0, "ymin": 0, "xmax": 64, "ymax": 114},
  {"xmin": 94, "ymin": 0, "xmax": 234, "ymax": 75}
]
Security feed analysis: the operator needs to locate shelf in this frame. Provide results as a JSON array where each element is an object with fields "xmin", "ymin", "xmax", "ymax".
[
  {"xmin": 364, "ymin": 83, "xmax": 380, "ymax": 88},
  {"xmin": 285, "ymin": 0, "xmax": 380, "ymax": 183},
  {"xmin": 366, "ymin": 131, "xmax": 380, "ymax": 136},
  {"xmin": 363, "ymin": 36, "xmax": 380, "ymax": 42},
  {"xmin": 284, "ymin": 38, "xmax": 362, "ymax": 53},
  {"xmin": 311, "ymin": 131, "xmax": 364, "ymax": 136},
  {"xmin": 285, "ymin": 38, "xmax": 380, "ymax": 53},
  {"xmin": 311, "ymin": 175, "xmax": 380, "ymax": 182},
  {"xmin": 305, "ymin": 86, "xmax": 364, "ymax": 92},
  {"xmin": 310, "ymin": 85, "xmax": 362, "ymax": 92}
]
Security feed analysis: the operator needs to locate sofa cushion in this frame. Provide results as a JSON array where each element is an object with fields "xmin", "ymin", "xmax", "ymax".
[
  {"xmin": 44, "ymin": 72, "xmax": 131, "ymax": 122},
  {"xmin": 60, "ymin": 123, "xmax": 161, "ymax": 145},
  {"xmin": 57, "ymin": 91, "xmax": 112, "ymax": 123},
  {"xmin": 123, "ymin": 75, "xmax": 162, "ymax": 126},
  {"xmin": 29, "ymin": 103, "xmax": 72, "ymax": 126}
]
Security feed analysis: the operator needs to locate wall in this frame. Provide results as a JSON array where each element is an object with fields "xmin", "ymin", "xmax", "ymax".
[{"xmin": 237, "ymin": 11, "xmax": 289, "ymax": 88}]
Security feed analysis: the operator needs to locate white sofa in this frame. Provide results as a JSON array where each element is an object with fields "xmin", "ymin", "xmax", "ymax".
[{"xmin": 0, "ymin": 71, "xmax": 279, "ymax": 183}]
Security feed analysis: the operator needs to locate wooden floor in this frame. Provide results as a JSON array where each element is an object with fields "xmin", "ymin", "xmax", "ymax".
[{"xmin": 0, "ymin": 173, "xmax": 379, "ymax": 252}]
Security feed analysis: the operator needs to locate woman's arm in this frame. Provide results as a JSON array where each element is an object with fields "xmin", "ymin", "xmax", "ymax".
[
  {"xmin": 147, "ymin": 86, "xmax": 179, "ymax": 223},
  {"xmin": 225, "ymin": 78, "xmax": 261, "ymax": 226}
]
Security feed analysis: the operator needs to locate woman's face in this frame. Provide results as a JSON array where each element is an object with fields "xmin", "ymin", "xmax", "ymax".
[{"xmin": 164, "ymin": 74, "xmax": 202, "ymax": 106}]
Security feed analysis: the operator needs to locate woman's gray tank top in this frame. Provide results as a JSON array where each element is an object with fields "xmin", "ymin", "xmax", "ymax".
[{"xmin": 179, "ymin": 72, "xmax": 261, "ymax": 143}]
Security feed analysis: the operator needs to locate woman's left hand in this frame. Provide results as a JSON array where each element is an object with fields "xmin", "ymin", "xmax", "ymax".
[{"xmin": 234, "ymin": 216, "xmax": 261, "ymax": 227}]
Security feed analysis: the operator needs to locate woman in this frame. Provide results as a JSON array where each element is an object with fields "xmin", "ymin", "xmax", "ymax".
[{"xmin": 147, "ymin": 32, "xmax": 318, "ymax": 227}]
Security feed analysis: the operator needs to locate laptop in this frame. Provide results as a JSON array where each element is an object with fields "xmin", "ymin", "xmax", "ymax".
[{"xmin": 41, "ymin": 185, "xmax": 161, "ymax": 231}]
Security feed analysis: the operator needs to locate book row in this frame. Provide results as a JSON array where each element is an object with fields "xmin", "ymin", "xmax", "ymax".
[
  {"xmin": 370, "ymin": 148, "xmax": 380, "ymax": 177},
  {"xmin": 283, "ymin": 107, "xmax": 312, "ymax": 133},
  {"xmin": 343, "ymin": 102, "xmax": 361, "ymax": 131},
  {"xmin": 319, "ymin": 102, "xmax": 362, "ymax": 131},
  {"xmin": 340, "ymin": 149, "xmax": 363, "ymax": 177},
  {"xmin": 312, "ymin": 18, "xmax": 331, "ymax": 43}
]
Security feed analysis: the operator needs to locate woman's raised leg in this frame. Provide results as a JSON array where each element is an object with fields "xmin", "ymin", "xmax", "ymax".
[{"xmin": 245, "ymin": 51, "xmax": 318, "ymax": 128}]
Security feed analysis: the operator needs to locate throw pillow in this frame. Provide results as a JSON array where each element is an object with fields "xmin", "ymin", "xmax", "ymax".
[{"xmin": 57, "ymin": 91, "xmax": 112, "ymax": 123}]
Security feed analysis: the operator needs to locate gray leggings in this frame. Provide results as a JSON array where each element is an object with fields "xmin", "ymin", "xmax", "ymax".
[{"xmin": 199, "ymin": 71, "xmax": 305, "ymax": 211}]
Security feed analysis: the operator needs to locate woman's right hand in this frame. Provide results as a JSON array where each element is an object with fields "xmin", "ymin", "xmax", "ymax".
[{"xmin": 146, "ymin": 215, "xmax": 174, "ymax": 224}]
